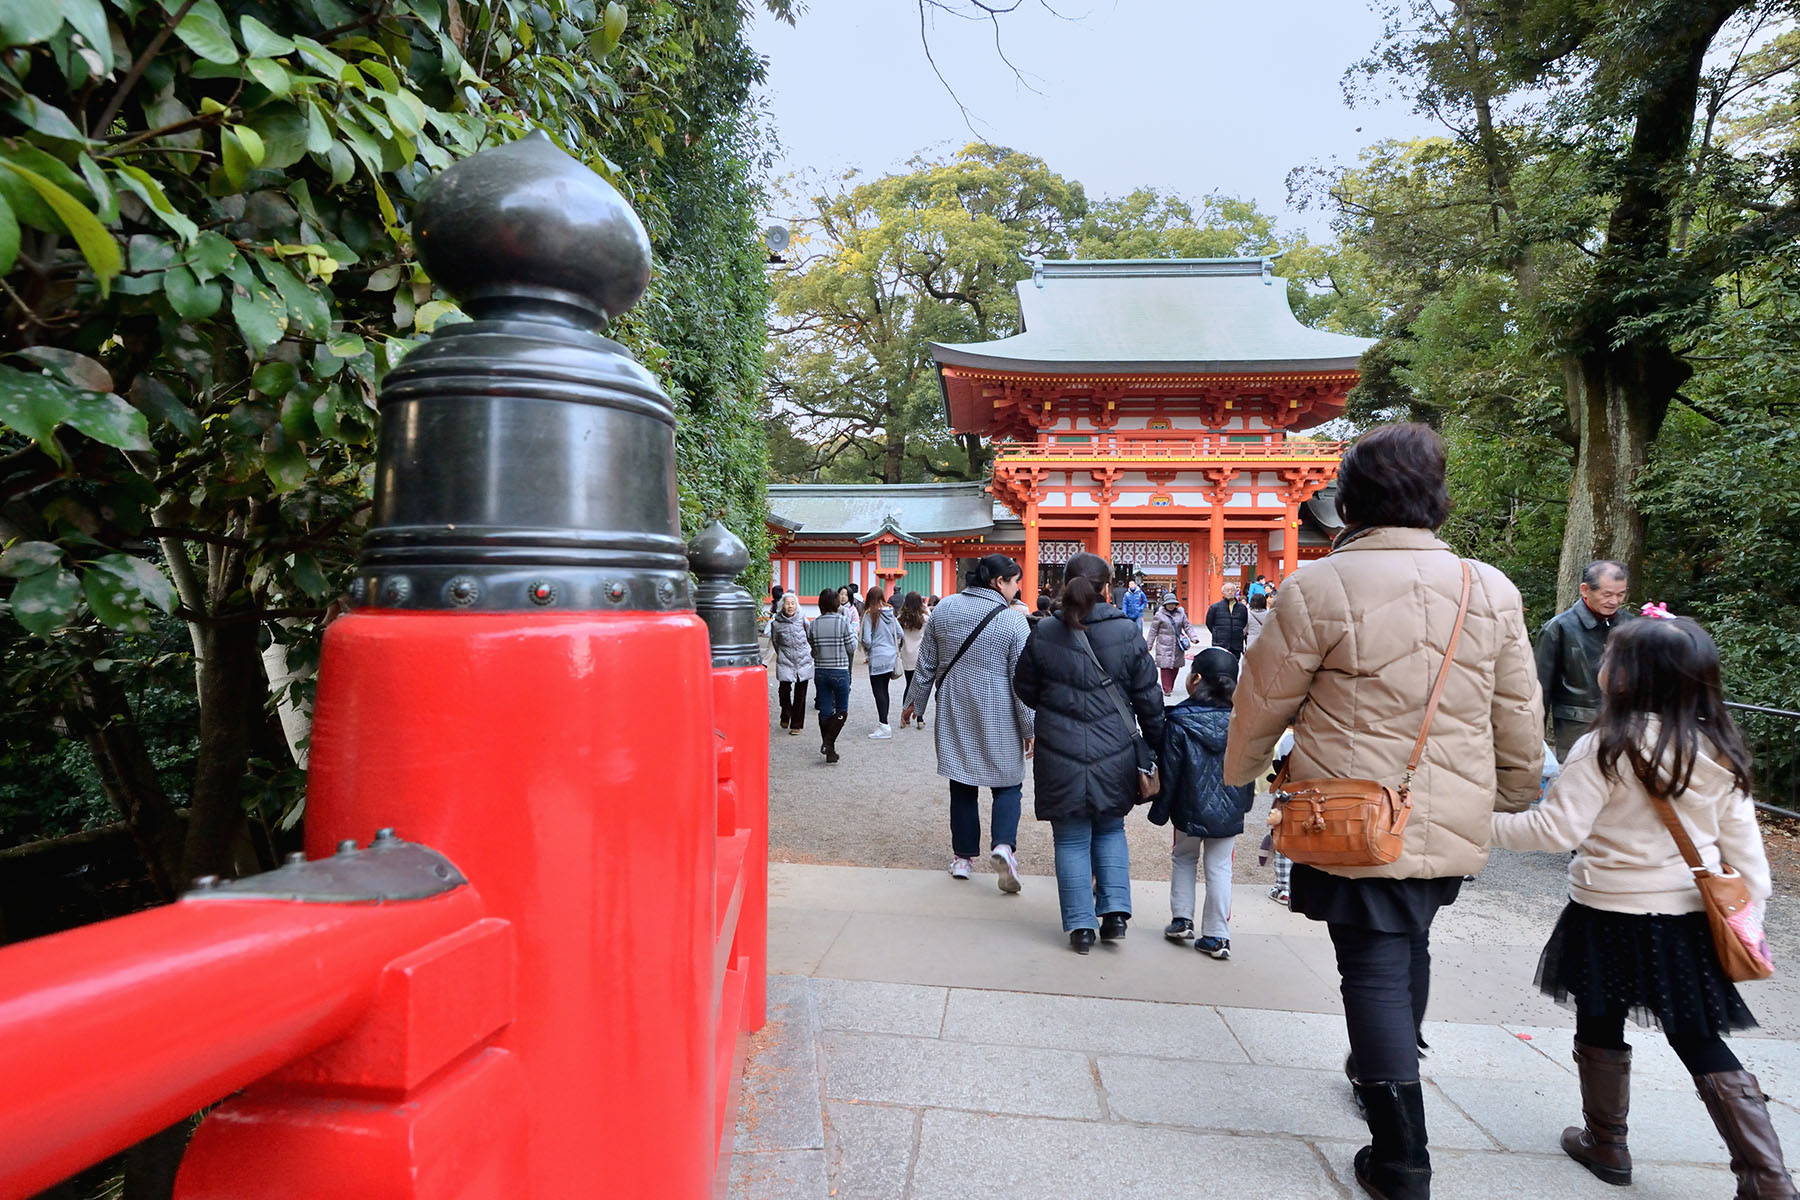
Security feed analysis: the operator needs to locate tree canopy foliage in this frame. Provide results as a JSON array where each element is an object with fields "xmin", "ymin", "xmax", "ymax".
[
  {"xmin": 0, "ymin": 0, "xmax": 776, "ymax": 894},
  {"xmin": 1305, "ymin": 0, "xmax": 1800, "ymax": 710},
  {"xmin": 767, "ymin": 145, "xmax": 1343, "ymax": 485},
  {"xmin": 1322, "ymin": 0, "xmax": 1800, "ymax": 601}
]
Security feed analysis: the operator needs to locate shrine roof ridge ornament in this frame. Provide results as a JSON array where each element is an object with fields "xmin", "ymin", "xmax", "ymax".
[
  {"xmin": 1025, "ymin": 254, "xmax": 1280, "ymax": 285},
  {"xmin": 930, "ymin": 252, "xmax": 1375, "ymax": 378}
]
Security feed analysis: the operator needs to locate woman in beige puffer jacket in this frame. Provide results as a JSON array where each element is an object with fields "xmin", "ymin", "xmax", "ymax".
[{"xmin": 1223, "ymin": 423, "xmax": 1543, "ymax": 1200}]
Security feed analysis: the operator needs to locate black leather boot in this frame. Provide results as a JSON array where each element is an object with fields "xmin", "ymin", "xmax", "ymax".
[{"xmin": 1351, "ymin": 1079, "xmax": 1430, "ymax": 1200}]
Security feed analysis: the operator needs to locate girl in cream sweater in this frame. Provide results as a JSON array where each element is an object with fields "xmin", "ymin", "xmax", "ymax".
[{"xmin": 1492, "ymin": 614, "xmax": 1793, "ymax": 1198}]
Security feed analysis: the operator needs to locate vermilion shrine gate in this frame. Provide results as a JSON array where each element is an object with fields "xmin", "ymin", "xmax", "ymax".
[{"xmin": 932, "ymin": 256, "xmax": 1372, "ymax": 603}]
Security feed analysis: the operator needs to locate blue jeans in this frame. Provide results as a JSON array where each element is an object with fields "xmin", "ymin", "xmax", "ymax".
[
  {"xmin": 814, "ymin": 668, "xmax": 850, "ymax": 720},
  {"xmin": 948, "ymin": 780, "xmax": 1021, "ymax": 859},
  {"xmin": 1052, "ymin": 816, "xmax": 1132, "ymax": 933}
]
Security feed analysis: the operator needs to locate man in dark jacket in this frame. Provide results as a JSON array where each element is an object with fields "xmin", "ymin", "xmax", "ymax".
[
  {"xmin": 1013, "ymin": 552, "xmax": 1164, "ymax": 952},
  {"xmin": 1204, "ymin": 583, "xmax": 1250, "ymax": 655},
  {"xmin": 1535, "ymin": 560, "xmax": 1633, "ymax": 759}
]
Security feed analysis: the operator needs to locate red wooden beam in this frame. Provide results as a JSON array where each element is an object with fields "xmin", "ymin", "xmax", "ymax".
[{"xmin": 0, "ymin": 874, "xmax": 486, "ymax": 1199}]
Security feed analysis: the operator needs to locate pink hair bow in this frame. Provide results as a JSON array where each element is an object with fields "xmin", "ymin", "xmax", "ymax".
[{"xmin": 1641, "ymin": 602, "xmax": 1676, "ymax": 620}]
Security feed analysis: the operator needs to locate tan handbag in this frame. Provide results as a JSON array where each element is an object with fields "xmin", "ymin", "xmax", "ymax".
[
  {"xmin": 1267, "ymin": 560, "xmax": 1472, "ymax": 868},
  {"xmin": 1648, "ymin": 792, "xmax": 1775, "ymax": 982}
]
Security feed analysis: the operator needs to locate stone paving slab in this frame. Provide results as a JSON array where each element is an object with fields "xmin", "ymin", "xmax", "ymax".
[
  {"xmin": 907, "ymin": 1110, "xmax": 1341, "ymax": 1200},
  {"xmin": 810, "ymin": 911, "xmax": 1346, "ymax": 1011},
  {"xmin": 812, "ymin": 978, "xmax": 946, "ymax": 1038},
  {"xmin": 765, "ymin": 905, "xmax": 850, "ymax": 976},
  {"xmin": 1098, "ymin": 1056, "xmax": 1496, "ymax": 1149},
  {"xmin": 940, "ymin": 988, "xmax": 1249, "ymax": 1061},
  {"xmin": 1217, "ymin": 1005, "xmax": 1360, "ymax": 1070},
  {"xmin": 1433, "ymin": 1071, "xmax": 1800, "ymax": 1164},
  {"xmin": 820, "ymin": 1030, "xmax": 1104, "ymax": 1119},
  {"xmin": 734, "ymin": 976, "xmax": 824, "ymax": 1156},
  {"xmin": 1335, "ymin": 1143, "xmax": 1736, "ymax": 1199},
  {"xmin": 822, "ymin": 1101, "xmax": 917, "ymax": 1200},
  {"xmin": 727, "ymin": 1149, "xmax": 829, "ymax": 1200},
  {"xmin": 737, "ymin": 864, "xmax": 1800, "ymax": 1198}
]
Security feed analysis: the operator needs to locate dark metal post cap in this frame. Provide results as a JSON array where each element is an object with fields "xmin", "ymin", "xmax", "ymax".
[
  {"xmin": 687, "ymin": 520, "xmax": 752, "ymax": 580},
  {"xmin": 688, "ymin": 520, "xmax": 760, "ymax": 667},
  {"xmin": 415, "ymin": 130, "xmax": 652, "ymax": 328}
]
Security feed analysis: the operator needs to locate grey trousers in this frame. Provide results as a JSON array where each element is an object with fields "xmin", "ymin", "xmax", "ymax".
[{"xmin": 1170, "ymin": 832, "xmax": 1235, "ymax": 938}]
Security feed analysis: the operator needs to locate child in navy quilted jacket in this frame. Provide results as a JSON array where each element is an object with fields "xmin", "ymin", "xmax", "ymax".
[{"xmin": 1151, "ymin": 649, "xmax": 1256, "ymax": 959}]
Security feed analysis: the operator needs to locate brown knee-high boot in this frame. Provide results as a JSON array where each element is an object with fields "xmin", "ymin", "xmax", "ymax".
[
  {"xmin": 1696, "ymin": 1070, "xmax": 1800, "ymax": 1199},
  {"xmin": 1564, "ymin": 1042, "xmax": 1632, "ymax": 1185}
]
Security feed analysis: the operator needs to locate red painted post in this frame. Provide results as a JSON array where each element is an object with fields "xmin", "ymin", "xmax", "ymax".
[
  {"xmin": 0, "ymin": 845, "xmax": 488, "ymax": 1199},
  {"xmin": 717, "ymin": 663, "xmax": 769, "ymax": 1031},
  {"xmin": 687, "ymin": 522, "xmax": 771, "ymax": 1176},
  {"xmin": 689, "ymin": 522, "xmax": 770, "ymax": 1036},
  {"xmin": 301, "ymin": 133, "xmax": 725, "ymax": 1199},
  {"xmin": 305, "ymin": 612, "xmax": 717, "ymax": 1198}
]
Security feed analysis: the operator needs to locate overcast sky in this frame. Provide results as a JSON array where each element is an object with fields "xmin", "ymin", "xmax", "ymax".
[{"xmin": 748, "ymin": 0, "xmax": 1445, "ymax": 240}]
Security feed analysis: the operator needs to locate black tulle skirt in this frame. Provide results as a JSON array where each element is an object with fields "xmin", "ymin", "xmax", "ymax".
[{"xmin": 1536, "ymin": 901, "xmax": 1757, "ymax": 1038}]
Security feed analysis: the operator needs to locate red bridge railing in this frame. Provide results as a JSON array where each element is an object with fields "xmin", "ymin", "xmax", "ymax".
[{"xmin": 0, "ymin": 133, "xmax": 768, "ymax": 1199}]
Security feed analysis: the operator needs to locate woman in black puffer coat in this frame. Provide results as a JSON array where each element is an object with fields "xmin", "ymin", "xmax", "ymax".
[{"xmin": 1014, "ymin": 552, "xmax": 1166, "ymax": 954}]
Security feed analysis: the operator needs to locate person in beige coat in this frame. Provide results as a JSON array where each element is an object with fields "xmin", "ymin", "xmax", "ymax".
[
  {"xmin": 1223, "ymin": 423, "xmax": 1543, "ymax": 1200},
  {"xmin": 1493, "ymin": 615, "xmax": 1793, "ymax": 1198}
]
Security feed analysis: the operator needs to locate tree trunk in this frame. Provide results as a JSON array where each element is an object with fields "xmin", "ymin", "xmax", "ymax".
[
  {"xmin": 180, "ymin": 620, "xmax": 267, "ymax": 881},
  {"xmin": 260, "ymin": 618, "xmax": 313, "ymax": 770},
  {"xmin": 1555, "ymin": 343, "xmax": 1684, "ymax": 606},
  {"xmin": 883, "ymin": 430, "xmax": 905, "ymax": 483},
  {"xmin": 65, "ymin": 660, "xmax": 186, "ymax": 901}
]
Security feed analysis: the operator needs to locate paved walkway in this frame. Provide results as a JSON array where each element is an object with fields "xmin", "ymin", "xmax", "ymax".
[
  {"xmin": 733, "ymin": 866, "xmax": 1800, "ymax": 1198},
  {"xmin": 737, "ymin": 653, "xmax": 1800, "ymax": 1198}
]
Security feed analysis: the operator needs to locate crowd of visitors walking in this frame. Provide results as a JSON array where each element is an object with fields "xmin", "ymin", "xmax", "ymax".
[{"xmin": 762, "ymin": 420, "xmax": 1793, "ymax": 1199}]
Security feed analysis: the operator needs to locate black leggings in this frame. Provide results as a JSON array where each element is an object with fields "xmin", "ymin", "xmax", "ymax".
[
  {"xmin": 1329, "ymin": 923, "xmax": 1431, "ymax": 1083},
  {"xmin": 869, "ymin": 672, "xmax": 891, "ymax": 724},
  {"xmin": 778, "ymin": 681, "xmax": 808, "ymax": 729},
  {"xmin": 1575, "ymin": 1003, "xmax": 1742, "ymax": 1075}
]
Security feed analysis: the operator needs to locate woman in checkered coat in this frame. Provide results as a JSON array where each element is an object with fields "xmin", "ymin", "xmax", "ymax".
[{"xmin": 902, "ymin": 555, "xmax": 1036, "ymax": 890}]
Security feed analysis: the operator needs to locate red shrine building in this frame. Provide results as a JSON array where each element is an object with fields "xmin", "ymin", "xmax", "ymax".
[
  {"xmin": 933, "ymin": 255, "xmax": 1371, "ymax": 603},
  {"xmin": 766, "ymin": 256, "xmax": 1371, "ymax": 610}
]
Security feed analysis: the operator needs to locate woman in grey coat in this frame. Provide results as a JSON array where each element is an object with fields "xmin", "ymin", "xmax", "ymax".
[
  {"xmin": 768, "ymin": 592, "xmax": 813, "ymax": 735},
  {"xmin": 860, "ymin": 587, "xmax": 903, "ymax": 740},
  {"xmin": 901, "ymin": 555, "xmax": 1036, "ymax": 891}
]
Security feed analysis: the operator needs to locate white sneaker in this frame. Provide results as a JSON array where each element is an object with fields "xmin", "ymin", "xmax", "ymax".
[
  {"xmin": 949, "ymin": 857, "xmax": 972, "ymax": 880},
  {"xmin": 991, "ymin": 845, "xmax": 1022, "ymax": 894},
  {"xmin": 868, "ymin": 724, "xmax": 892, "ymax": 739}
]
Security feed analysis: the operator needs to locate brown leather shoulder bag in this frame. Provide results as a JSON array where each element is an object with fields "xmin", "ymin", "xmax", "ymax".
[
  {"xmin": 1266, "ymin": 560, "xmax": 1472, "ymax": 868},
  {"xmin": 1647, "ymin": 791, "xmax": 1774, "ymax": 982}
]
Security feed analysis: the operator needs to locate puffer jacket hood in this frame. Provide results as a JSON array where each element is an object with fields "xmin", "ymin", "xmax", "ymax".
[
  {"xmin": 1152, "ymin": 701, "xmax": 1253, "ymax": 838},
  {"xmin": 1182, "ymin": 704, "xmax": 1232, "ymax": 754},
  {"xmin": 1223, "ymin": 525, "xmax": 1545, "ymax": 879}
]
